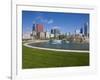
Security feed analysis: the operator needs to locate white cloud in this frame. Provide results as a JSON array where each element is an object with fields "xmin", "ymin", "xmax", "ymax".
[
  {"xmin": 47, "ymin": 19, "xmax": 53, "ymax": 24},
  {"xmin": 35, "ymin": 16, "xmax": 54, "ymax": 24}
]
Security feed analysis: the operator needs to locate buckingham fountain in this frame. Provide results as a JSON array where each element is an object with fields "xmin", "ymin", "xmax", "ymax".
[
  {"xmin": 49, "ymin": 39, "xmax": 70, "ymax": 44},
  {"xmin": 28, "ymin": 33, "xmax": 89, "ymax": 51}
]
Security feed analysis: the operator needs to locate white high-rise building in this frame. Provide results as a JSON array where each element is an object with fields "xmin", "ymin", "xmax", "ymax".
[
  {"xmin": 22, "ymin": 32, "xmax": 31, "ymax": 40},
  {"xmin": 32, "ymin": 31, "xmax": 37, "ymax": 39},
  {"xmin": 84, "ymin": 22, "xmax": 89, "ymax": 37},
  {"xmin": 37, "ymin": 32, "xmax": 45, "ymax": 39},
  {"xmin": 45, "ymin": 32, "xmax": 50, "ymax": 39}
]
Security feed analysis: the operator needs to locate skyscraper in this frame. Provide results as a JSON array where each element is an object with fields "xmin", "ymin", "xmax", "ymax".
[
  {"xmin": 51, "ymin": 29, "xmax": 54, "ymax": 34},
  {"xmin": 54, "ymin": 28, "xmax": 60, "ymax": 35},
  {"xmin": 32, "ymin": 23, "xmax": 45, "ymax": 39},
  {"xmin": 51, "ymin": 28, "xmax": 60, "ymax": 34},
  {"xmin": 51, "ymin": 27, "xmax": 60, "ymax": 39},
  {"xmin": 80, "ymin": 27, "xmax": 83, "ymax": 34},
  {"xmin": 84, "ymin": 22, "xmax": 89, "ymax": 37},
  {"xmin": 32, "ymin": 24, "xmax": 36, "ymax": 39},
  {"xmin": 36, "ymin": 24, "xmax": 44, "ymax": 32},
  {"xmin": 32, "ymin": 24, "xmax": 36, "ymax": 31}
]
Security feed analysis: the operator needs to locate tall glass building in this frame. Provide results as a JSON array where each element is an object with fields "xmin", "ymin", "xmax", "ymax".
[
  {"xmin": 84, "ymin": 22, "xmax": 89, "ymax": 37},
  {"xmin": 32, "ymin": 24, "xmax": 36, "ymax": 31}
]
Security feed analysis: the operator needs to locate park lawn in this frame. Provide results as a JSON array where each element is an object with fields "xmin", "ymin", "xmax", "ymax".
[{"xmin": 22, "ymin": 45, "xmax": 89, "ymax": 69}]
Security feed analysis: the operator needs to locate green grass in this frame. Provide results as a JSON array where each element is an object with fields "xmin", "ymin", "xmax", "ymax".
[{"xmin": 22, "ymin": 45, "xmax": 89, "ymax": 69}]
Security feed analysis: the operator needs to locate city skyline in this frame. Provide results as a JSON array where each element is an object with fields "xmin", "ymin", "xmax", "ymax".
[{"xmin": 22, "ymin": 11, "xmax": 89, "ymax": 34}]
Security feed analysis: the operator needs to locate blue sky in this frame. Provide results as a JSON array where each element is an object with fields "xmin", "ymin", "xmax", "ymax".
[{"xmin": 22, "ymin": 11, "xmax": 89, "ymax": 34}]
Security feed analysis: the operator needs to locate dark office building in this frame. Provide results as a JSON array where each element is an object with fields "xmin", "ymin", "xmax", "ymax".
[
  {"xmin": 51, "ymin": 28, "xmax": 60, "ymax": 34},
  {"xmin": 32, "ymin": 24, "xmax": 36, "ymax": 31},
  {"xmin": 80, "ymin": 27, "xmax": 83, "ymax": 34},
  {"xmin": 51, "ymin": 29, "xmax": 54, "ymax": 34}
]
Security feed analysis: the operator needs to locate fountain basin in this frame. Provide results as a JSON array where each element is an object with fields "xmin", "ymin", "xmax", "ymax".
[
  {"xmin": 49, "ymin": 40, "xmax": 62, "ymax": 44},
  {"xmin": 28, "ymin": 40, "xmax": 89, "ymax": 51}
]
